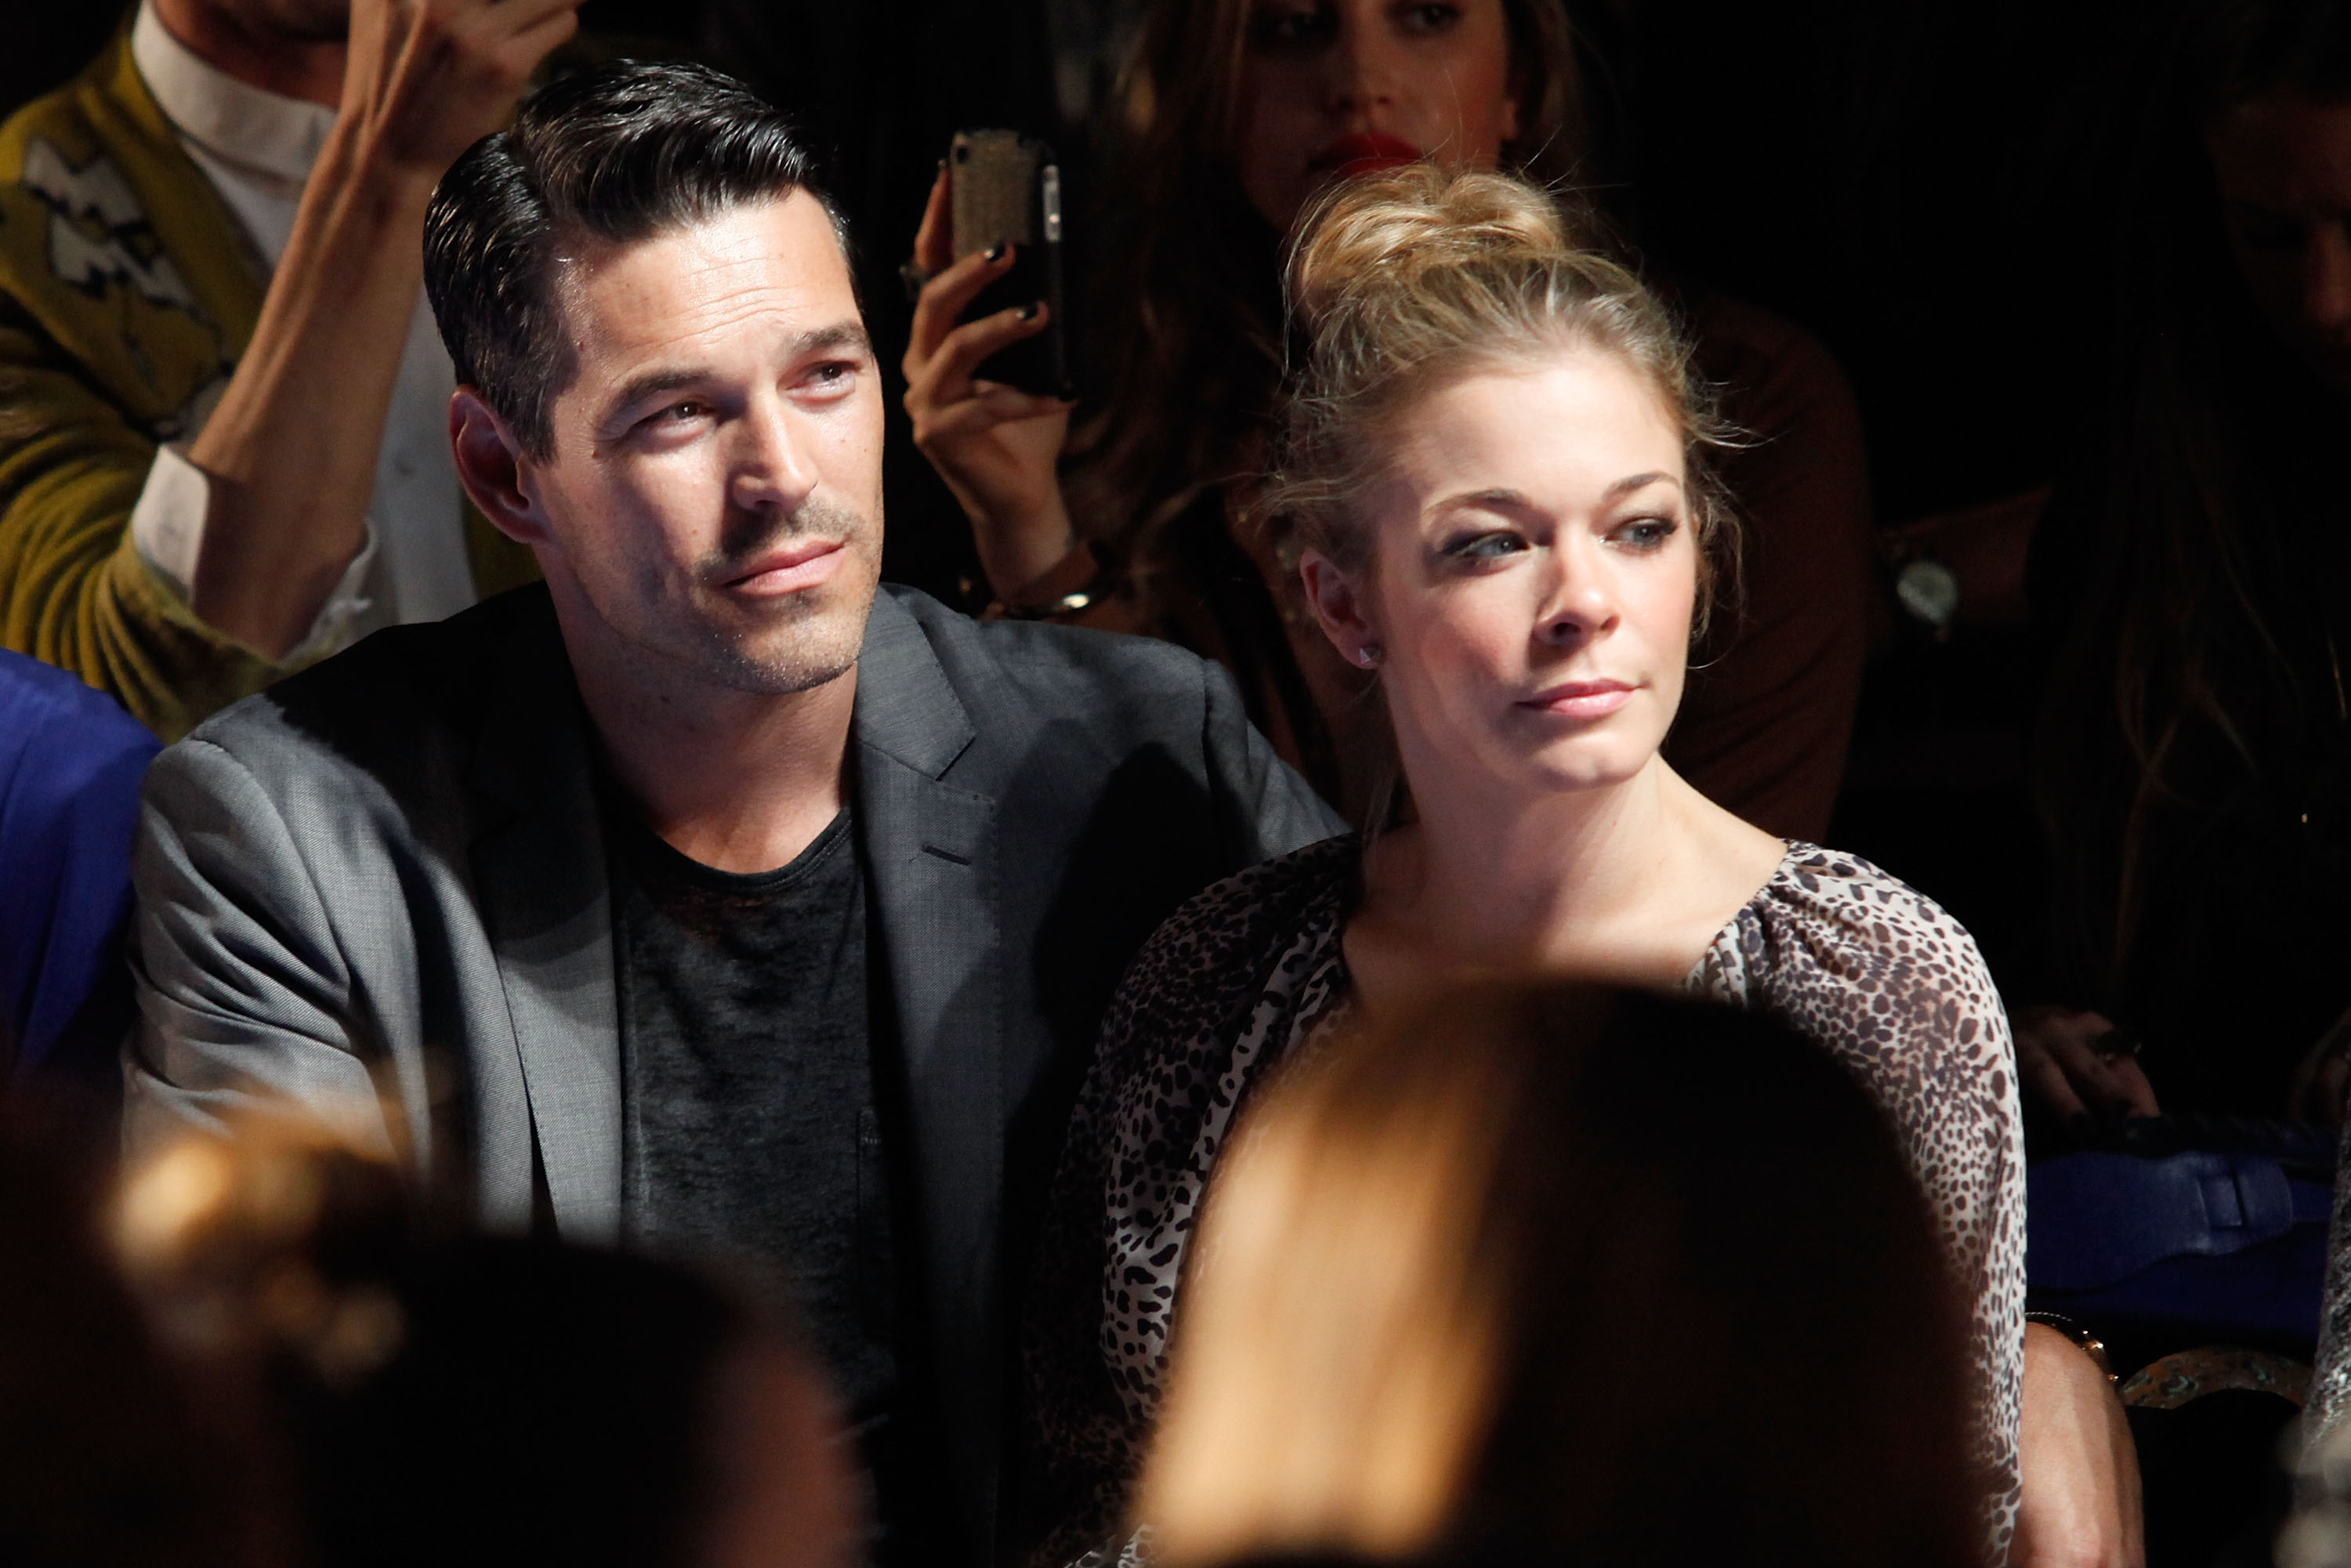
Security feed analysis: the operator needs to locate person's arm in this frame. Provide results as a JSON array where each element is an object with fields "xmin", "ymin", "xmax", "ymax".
[
  {"xmin": 2017, "ymin": 1324, "xmax": 2144, "ymax": 1568},
  {"xmin": 123, "ymin": 736, "xmax": 397, "ymax": 1161},
  {"xmin": 179, "ymin": 0, "xmax": 581, "ymax": 657},
  {"xmin": 1668, "ymin": 302, "xmax": 1873, "ymax": 842},
  {"xmin": 0, "ymin": 288, "xmax": 305, "ymax": 735},
  {"xmin": 900, "ymin": 164, "xmax": 1082, "ymax": 603}
]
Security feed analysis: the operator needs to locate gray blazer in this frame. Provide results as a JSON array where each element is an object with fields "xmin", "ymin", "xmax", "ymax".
[{"xmin": 126, "ymin": 582, "xmax": 1339, "ymax": 1558}]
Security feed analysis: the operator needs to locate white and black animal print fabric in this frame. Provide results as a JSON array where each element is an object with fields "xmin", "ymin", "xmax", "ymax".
[{"xmin": 1020, "ymin": 835, "xmax": 2024, "ymax": 1565}]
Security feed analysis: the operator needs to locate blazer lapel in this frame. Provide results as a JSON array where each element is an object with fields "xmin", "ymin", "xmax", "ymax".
[
  {"xmin": 467, "ymin": 601, "xmax": 623, "ymax": 1243},
  {"xmin": 853, "ymin": 592, "xmax": 1005, "ymax": 1551}
]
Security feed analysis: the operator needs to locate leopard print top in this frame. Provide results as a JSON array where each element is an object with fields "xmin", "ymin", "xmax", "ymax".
[{"xmin": 1020, "ymin": 836, "xmax": 2025, "ymax": 1565}]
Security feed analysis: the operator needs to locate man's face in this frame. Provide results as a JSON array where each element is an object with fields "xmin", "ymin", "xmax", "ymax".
[{"xmin": 520, "ymin": 192, "xmax": 885, "ymax": 698}]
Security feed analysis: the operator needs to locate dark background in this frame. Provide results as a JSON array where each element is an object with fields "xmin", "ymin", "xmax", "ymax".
[{"xmin": 5, "ymin": 0, "xmax": 2163, "ymax": 956}]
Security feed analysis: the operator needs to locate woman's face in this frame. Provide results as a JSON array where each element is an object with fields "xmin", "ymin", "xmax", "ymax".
[
  {"xmin": 2206, "ymin": 90, "xmax": 2351, "ymax": 393},
  {"xmin": 1310, "ymin": 352, "xmax": 1697, "ymax": 802},
  {"xmin": 1233, "ymin": 0, "xmax": 1523, "ymax": 234}
]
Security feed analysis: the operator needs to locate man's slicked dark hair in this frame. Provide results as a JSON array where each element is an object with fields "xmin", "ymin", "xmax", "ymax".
[{"xmin": 424, "ymin": 60, "xmax": 841, "ymax": 458}]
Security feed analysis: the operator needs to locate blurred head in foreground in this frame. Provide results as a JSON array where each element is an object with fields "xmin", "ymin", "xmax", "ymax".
[
  {"xmin": 1139, "ymin": 983, "xmax": 1983, "ymax": 1568},
  {"xmin": 115, "ymin": 1117, "xmax": 859, "ymax": 1568},
  {"xmin": 0, "ymin": 1097, "xmax": 288, "ymax": 1568}
]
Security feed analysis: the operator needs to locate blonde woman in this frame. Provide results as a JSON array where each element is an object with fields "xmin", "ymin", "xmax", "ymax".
[
  {"xmin": 1139, "ymin": 980, "xmax": 1983, "ymax": 1568},
  {"xmin": 1022, "ymin": 168, "xmax": 2130, "ymax": 1567},
  {"xmin": 900, "ymin": 0, "xmax": 1873, "ymax": 837}
]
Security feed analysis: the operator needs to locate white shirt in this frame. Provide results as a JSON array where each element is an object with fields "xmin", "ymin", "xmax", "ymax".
[{"xmin": 126, "ymin": 0, "xmax": 475, "ymax": 657}]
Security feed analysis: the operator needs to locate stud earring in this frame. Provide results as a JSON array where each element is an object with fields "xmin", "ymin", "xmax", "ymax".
[{"xmin": 1356, "ymin": 643, "xmax": 1382, "ymax": 668}]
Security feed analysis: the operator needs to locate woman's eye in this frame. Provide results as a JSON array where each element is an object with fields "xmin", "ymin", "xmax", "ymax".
[
  {"xmin": 1442, "ymin": 530, "xmax": 1528, "ymax": 562},
  {"xmin": 1253, "ymin": 3, "xmax": 1332, "ymax": 46},
  {"xmin": 1613, "ymin": 517, "xmax": 1679, "ymax": 551},
  {"xmin": 1396, "ymin": 2, "xmax": 1463, "ymax": 33}
]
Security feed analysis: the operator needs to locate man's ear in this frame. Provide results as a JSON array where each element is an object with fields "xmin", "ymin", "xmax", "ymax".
[
  {"xmin": 1299, "ymin": 549, "xmax": 1381, "ymax": 668},
  {"xmin": 450, "ymin": 389, "xmax": 551, "ymax": 547}
]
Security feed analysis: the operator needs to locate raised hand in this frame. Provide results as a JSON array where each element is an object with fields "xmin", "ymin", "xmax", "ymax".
[{"xmin": 900, "ymin": 165, "xmax": 1079, "ymax": 599}]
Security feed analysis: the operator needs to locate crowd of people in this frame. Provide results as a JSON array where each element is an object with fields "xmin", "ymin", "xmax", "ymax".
[{"xmin": 0, "ymin": 0, "xmax": 2347, "ymax": 1565}]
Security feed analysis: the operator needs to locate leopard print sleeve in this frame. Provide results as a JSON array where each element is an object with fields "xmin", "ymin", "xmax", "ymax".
[
  {"xmin": 1019, "ymin": 838, "xmax": 1356, "ymax": 1566},
  {"xmin": 1687, "ymin": 843, "xmax": 2027, "ymax": 1563}
]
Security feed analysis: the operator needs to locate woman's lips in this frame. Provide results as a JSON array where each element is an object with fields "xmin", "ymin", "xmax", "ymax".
[
  {"xmin": 1309, "ymin": 132, "xmax": 1425, "ymax": 180},
  {"xmin": 1520, "ymin": 679, "xmax": 1635, "ymax": 721},
  {"xmin": 723, "ymin": 538, "xmax": 846, "ymax": 597}
]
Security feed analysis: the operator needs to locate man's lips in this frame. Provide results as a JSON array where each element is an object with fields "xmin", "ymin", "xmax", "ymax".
[
  {"xmin": 722, "ymin": 538, "xmax": 846, "ymax": 596},
  {"xmin": 1310, "ymin": 132, "xmax": 1424, "ymax": 180},
  {"xmin": 1519, "ymin": 679, "xmax": 1636, "ymax": 721}
]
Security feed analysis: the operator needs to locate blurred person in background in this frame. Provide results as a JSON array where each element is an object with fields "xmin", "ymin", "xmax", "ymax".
[
  {"xmin": 0, "ymin": 647, "xmax": 157, "ymax": 1096},
  {"xmin": 114, "ymin": 1117, "xmax": 859, "ymax": 1568},
  {"xmin": 125, "ymin": 59, "xmax": 1336, "ymax": 1568},
  {"xmin": 1024, "ymin": 167, "xmax": 2129, "ymax": 1568},
  {"xmin": 0, "ymin": 0, "xmax": 575, "ymax": 739},
  {"xmin": 1137, "ymin": 982, "xmax": 1986, "ymax": 1568},
  {"xmin": 899, "ymin": 0, "xmax": 1874, "ymax": 838},
  {"xmin": 2024, "ymin": 0, "xmax": 2351, "ymax": 1128},
  {"xmin": 0, "ymin": 1096, "xmax": 292, "ymax": 1568}
]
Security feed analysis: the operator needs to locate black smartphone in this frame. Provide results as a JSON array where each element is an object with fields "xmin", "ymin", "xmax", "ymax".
[{"xmin": 949, "ymin": 129, "xmax": 1072, "ymax": 400}]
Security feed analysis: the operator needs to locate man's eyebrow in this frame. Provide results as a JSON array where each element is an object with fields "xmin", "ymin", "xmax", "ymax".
[
  {"xmin": 606, "ymin": 368, "xmax": 712, "ymax": 418},
  {"xmin": 791, "ymin": 320, "xmax": 873, "ymax": 359},
  {"xmin": 597, "ymin": 321, "xmax": 874, "ymax": 425}
]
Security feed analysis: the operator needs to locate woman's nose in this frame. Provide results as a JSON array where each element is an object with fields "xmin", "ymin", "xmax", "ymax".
[
  {"xmin": 1327, "ymin": 15, "xmax": 1400, "ymax": 114},
  {"xmin": 1538, "ymin": 556, "xmax": 1622, "ymax": 645}
]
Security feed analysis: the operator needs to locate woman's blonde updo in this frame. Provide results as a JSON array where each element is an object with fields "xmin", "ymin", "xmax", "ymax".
[{"xmin": 1266, "ymin": 166, "xmax": 1740, "ymax": 632}]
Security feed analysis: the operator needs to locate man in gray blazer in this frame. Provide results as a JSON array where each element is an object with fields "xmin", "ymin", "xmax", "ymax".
[{"xmin": 125, "ymin": 62, "xmax": 1336, "ymax": 1566}]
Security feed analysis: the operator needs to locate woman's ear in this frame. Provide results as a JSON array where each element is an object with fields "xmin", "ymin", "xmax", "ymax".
[
  {"xmin": 1299, "ymin": 549, "xmax": 1383, "ymax": 671},
  {"xmin": 450, "ymin": 388, "xmax": 552, "ymax": 549}
]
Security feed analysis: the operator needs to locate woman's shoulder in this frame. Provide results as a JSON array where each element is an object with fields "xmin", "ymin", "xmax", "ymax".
[
  {"xmin": 1102, "ymin": 835, "xmax": 1357, "ymax": 1034},
  {"xmin": 1701, "ymin": 842, "xmax": 2008, "ymax": 1045}
]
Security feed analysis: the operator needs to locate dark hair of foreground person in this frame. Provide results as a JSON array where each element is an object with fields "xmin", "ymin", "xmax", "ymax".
[{"xmin": 1139, "ymin": 983, "xmax": 1985, "ymax": 1568}]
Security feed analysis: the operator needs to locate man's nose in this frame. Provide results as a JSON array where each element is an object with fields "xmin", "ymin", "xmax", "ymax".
[{"xmin": 730, "ymin": 394, "xmax": 819, "ymax": 514}]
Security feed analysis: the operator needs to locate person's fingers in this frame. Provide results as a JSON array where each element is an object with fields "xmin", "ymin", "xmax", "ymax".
[
  {"xmin": 2045, "ymin": 1032, "xmax": 2132, "ymax": 1117},
  {"xmin": 491, "ymin": 5, "xmax": 581, "ymax": 79},
  {"xmin": 2018, "ymin": 1036, "xmax": 2092, "ymax": 1122},
  {"xmin": 911, "ymin": 383, "xmax": 1070, "ymax": 444},
  {"xmin": 913, "ymin": 164, "xmax": 954, "ymax": 277},
  {"xmin": 912, "ymin": 302, "xmax": 1051, "ymax": 408},
  {"xmin": 2101, "ymin": 1057, "xmax": 2161, "ymax": 1118},
  {"xmin": 476, "ymin": 0, "xmax": 587, "ymax": 39},
  {"xmin": 906, "ymin": 248, "xmax": 1020, "ymax": 371}
]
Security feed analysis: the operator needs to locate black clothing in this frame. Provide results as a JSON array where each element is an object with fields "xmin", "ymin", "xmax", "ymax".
[
  {"xmin": 611, "ymin": 802, "xmax": 955, "ymax": 1560},
  {"xmin": 611, "ymin": 806, "xmax": 893, "ymax": 1406},
  {"xmin": 127, "ymin": 583, "xmax": 1343, "ymax": 1566}
]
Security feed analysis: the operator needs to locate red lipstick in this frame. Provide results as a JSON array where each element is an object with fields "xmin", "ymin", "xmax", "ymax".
[{"xmin": 1310, "ymin": 132, "xmax": 1425, "ymax": 179}]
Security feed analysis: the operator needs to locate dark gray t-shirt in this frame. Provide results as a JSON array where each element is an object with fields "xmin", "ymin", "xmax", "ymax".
[{"xmin": 607, "ymin": 803, "xmax": 901, "ymax": 1451}]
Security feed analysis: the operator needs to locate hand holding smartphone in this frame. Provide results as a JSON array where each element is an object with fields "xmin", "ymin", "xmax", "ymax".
[{"xmin": 946, "ymin": 130, "xmax": 1071, "ymax": 400}]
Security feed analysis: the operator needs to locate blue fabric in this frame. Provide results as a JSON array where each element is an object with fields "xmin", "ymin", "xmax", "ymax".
[
  {"xmin": 0, "ymin": 649, "xmax": 158, "ymax": 1081},
  {"xmin": 2028, "ymin": 1146, "xmax": 2333, "ymax": 1348}
]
